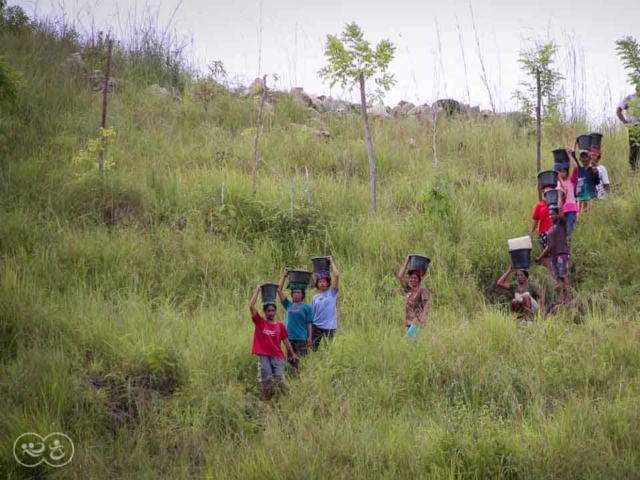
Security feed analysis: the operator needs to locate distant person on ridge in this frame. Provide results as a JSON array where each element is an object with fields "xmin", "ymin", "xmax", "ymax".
[
  {"xmin": 496, "ymin": 264, "xmax": 545, "ymax": 321},
  {"xmin": 397, "ymin": 255, "xmax": 431, "ymax": 330},
  {"xmin": 555, "ymin": 150, "xmax": 578, "ymax": 237},
  {"xmin": 529, "ymin": 191, "xmax": 553, "ymax": 274},
  {"xmin": 535, "ymin": 201, "xmax": 571, "ymax": 306},
  {"xmin": 249, "ymin": 284, "xmax": 298, "ymax": 401},
  {"xmin": 570, "ymin": 148, "xmax": 600, "ymax": 215},
  {"xmin": 310, "ymin": 256, "xmax": 340, "ymax": 351},
  {"xmin": 616, "ymin": 84, "xmax": 640, "ymax": 173},
  {"xmin": 277, "ymin": 268, "xmax": 313, "ymax": 370}
]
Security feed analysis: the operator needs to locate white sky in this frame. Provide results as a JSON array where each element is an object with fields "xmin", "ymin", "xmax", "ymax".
[{"xmin": 15, "ymin": 0, "xmax": 639, "ymax": 124}]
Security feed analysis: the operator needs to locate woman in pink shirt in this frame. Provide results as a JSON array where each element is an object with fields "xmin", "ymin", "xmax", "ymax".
[{"xmin": 555, "ymin": 149, "xmax": 578, "ymax": 237}]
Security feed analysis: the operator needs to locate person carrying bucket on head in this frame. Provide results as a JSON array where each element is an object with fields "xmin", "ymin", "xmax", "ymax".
[
  {"xmin": 310, "ymin": 255, "xmax": 340, "ymax": 351},
  {"xmin": 397, "ymin": 255, "xmax": 431, "ymax": 335},
  {"xmin": 277, "ymin": 267, "xmax": 313, "ymax": 370},
  {"xmin": 555, "ymin": 149, "xmax": 578, "ymax": 237},
  {"xmin": 571, "ymin": 136, "xmax": 600, "ymax": 215},
  {"xmin": 535, "ymin": 197, "xmax": 571, "ymax": 306},
  {"xmin": 529, "ymin": 190, "xmax": 553, "ymax": 275},
  {"xmin": 496, "ymin": 265, "xmax": 545, "ymax": 321},
  {"xmin": 249, "ymin": 283, "xmax": 298, "ymax": 401}
]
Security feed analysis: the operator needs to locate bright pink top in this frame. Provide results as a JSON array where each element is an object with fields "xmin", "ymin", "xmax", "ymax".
[{"xmin": 557, "ymin": 178, "xmax": 578, "ymax": 213}]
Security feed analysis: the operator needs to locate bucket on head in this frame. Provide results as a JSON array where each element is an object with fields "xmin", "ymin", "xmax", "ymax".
[
  {"xmin": 552, "ymin": 148, "xmax": 569, "ymax": 164},
  {"xmin": 509, "ymin": 249, "xmax": 531, "ymax": 270},
  {"xmin": 287, "ymin": 269, "xmax": 312, "ymax": 289},
  {"xmin": 576, "ymin": 134, "xmax": 591, "ymax": 151},
  {"xmin": 544, "ymin": 189, "xmax": 559, "ymax": 206},
  {"xmin": 408, "ymin": 254, "xmax": 431, "ymax": 275},
  {"xmin": 589, "ymin": 132, "xmax": 603, "ymax": 148},
  {"xmin": 508, "ymin": 236, "xmax": 533, "ymax": 252},
  {"xmin": 311, "ymin": 256, "xmax": 330, "ymax": 273},
  {"xmin": 537, "ymin": 170, "xmax": 558, "ymax": 190},
  {"xmin": 260, "ymin": 283, "xmax": 279, "ymax": 305}
]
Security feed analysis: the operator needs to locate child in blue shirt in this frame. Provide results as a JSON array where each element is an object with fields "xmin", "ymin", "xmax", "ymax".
[{"xmin": 277, "ymin": 268, "xmax": 313, "ymax": 369}]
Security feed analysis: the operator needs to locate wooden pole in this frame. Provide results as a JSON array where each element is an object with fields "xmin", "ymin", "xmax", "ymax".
[
  {"xmin": 252, "ymin": 75, "xmax": 268, "ymax": 195},
  {"xmin": 98, "ymin": 38, "xmax": 113, "ymax": 174}
]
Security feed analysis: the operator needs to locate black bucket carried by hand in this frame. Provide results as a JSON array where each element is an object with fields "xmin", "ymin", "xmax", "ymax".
[
  {"xmin": 537, "ymin": 170, "xmax": 558, "ymax": 190},
  {"xmin": 552, "ymin": 148, "xmax": 570, "ymax": 164},
  {"xmin": 408, "ymin": 254, "xmax": 431, "ymax": 275},
  {"xmin": 311, "ymin": 256, "xmax": 330, "ymax": 273},
  {"xmin": 576, "ymin": 134, "xmax": 591, "ymax": 151},
  {"xmin": 589, "ymin": 132, "xmax": 603, "ymax": 148},
  {"xmin": 261, "ymin": 283, "xmax": 279, "ymax": 305},
  {"xmin": 287, "ymin": 269, "xmax": 312, "ymax": 287}
]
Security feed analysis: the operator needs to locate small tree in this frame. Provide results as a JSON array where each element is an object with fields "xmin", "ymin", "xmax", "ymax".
[
  {"xmin": 615, "ymin": 36, "xmax": 640, "ymax": 146},
  {"xmin": 319, "ymin": 22, "xmax": 395, "ymax": 215},
  {"xmin": 513, "ymin": 41, "xmax": 563, "ymax": 196}
]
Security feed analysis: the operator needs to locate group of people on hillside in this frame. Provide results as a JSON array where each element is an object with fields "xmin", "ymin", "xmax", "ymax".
[
  {"xmin": 247, "ymin": 254, "xmax": 432, "ymax": 400},
  {"xmin": 248, "ymin": 256, "xmax": 340, "ymax": 400},
  {"xmin": 247, "ymin": 87, "xmax": 640, "ymax": 399},
  {"xmin": 496, "ymin": 138, "xmax": 611, "ymax": 321}
]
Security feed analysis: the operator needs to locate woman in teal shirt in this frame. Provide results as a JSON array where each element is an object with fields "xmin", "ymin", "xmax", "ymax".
[{"xmin": 277, "ymin": 268, "xmax": 313, "ymax": 369}]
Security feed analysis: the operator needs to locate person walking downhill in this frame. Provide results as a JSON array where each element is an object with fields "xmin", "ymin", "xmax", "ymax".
[
  {"xmin": 590, "ymin": 146, "xmax": 610, "ymax": 200},
  {"xmin": 310, "ymin": 256, "xmax": 340, "ymax": 351},
  {"xmin": 277, "ymin": 268, "xmax": 313, "ymax": 371},
  {"xmin": 616, "ymin": 84, "xmax": 640, "ymax": 173},
  {"xmin": 569, "ymin": 148, "xmax": 600, "ymax": 216},
  {"xmin": 397, "ymin": 255, "xmax": 431, "ymax": 332},
  {"xmin": 249, "ymin": 284, "xmax": 298, "ymax": 401},
  {"xmin": 555, "ymin": 150, "xmax": 578, "ymax": 238},
  {"xmin": 529, "ymin": 191, "xmax": 553, "ymax": 275},
  {"xmin": 535, "ymin": 200, "xmax": 571, "ymax": 306}
]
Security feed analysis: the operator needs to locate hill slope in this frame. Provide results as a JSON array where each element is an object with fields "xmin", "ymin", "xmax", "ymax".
[{"xmin": 2, "ymin": 14, "xmax": 640, "ymax": 479}]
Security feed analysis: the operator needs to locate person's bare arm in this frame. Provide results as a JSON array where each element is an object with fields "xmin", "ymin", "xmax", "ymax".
[
  {"xmin": 283, "ymin": 338, "xmax": 298, "ymax": 362},
  {"xmin": 329, "ymin": 255, "xmax": 340, "ymax": 291},
  {"xmin": 567, "ymin": 148, "xmax": 579, "ymax": 169},
  {"xmin": 397, "ymin": 255, "xmax": 410, "ymax": 290},
  {"xmin": 496, "ymin": 265, "xmax": 513, "ymax": 291},
  {"xmin": 617, "ymin": 106, "xmax": 628, "ymax": 124},
  {"xmin": 249, "ymin": 284, "xmax": 262, "ymax": 317},
  {"xmin": 536, "ymin": 246, "xmax": 550, "ymax": 262},
  {"xmin": 277, "ymin": 268, "xmax": 288, "ymax": 302},
  {"xmin": 529, "ymin": 219, "xmax": 538, "ymax": 239}
]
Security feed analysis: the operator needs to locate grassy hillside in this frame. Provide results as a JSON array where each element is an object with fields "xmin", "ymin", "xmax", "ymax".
[{"xmin": 2, "ymin": 13, "xmax": 640, "ymax": 479}]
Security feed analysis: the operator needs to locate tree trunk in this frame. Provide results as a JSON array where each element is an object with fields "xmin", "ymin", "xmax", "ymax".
[
  {"xmin": 98, "ymin": 38, "xmax": 113, "ymax": 175},
  {"xmin": 251, "ymin": 75, "xmax": 268, "ymax": 195},
  {"xmin": 358, "ymin": 74, "xmax": 377, "ymax": 215},
  {"xmin": 536, "ymin": 71, "xmax": 542, "ymax": 200}
]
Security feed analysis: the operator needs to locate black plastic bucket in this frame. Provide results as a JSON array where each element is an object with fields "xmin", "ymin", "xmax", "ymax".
[
  {"xmin": 537, "ymin": 170, "xmax": 558, "ymax": 189},
  {"xmin": 510, "ymin": 249, "xmax": 531, "ymax": 270},
  {"xmin": 544, "ymin": 189, "xmax": 559, "ymax": 206},
  {"xmin": 311, "ymin": 256, "xmax": 330, "ymax": 273},
  {"xmin": 288, "ymin": 269, "xmax": 312, "ymax": 286},
  {"xmin": 576, "ymin": 134, "xmax": 591, "ymax": 151},
  {"xmin": 408, "ymin": 254, "xmax": 431, "ymax": 274},
  {"xmin": 589, "ymin": 132, "xmax": 603, "ymax": 148},
  {"xmin": 261, "ymin": 283, "xmax": 279, "ymax": 304},
  {"xmin": 552, "ymin": 148, "xmax": 569, "ymax": 164}
]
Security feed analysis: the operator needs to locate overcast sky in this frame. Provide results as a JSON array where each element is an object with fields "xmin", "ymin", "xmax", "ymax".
[{"xmin": 16, "ymin": 0, "xmax": 639, "ymax": 124}]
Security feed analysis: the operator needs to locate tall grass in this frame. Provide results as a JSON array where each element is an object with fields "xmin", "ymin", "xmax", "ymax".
[{"xmin": 1, "ymin": 9, "xmax": 640, "ymax": 479}]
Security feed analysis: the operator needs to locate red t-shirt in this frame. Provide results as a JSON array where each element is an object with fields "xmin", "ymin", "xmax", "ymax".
[
  {"xmin": 532, "ymin": 200, "xmax": 552, "ymax": 234},
  {"xmin": 251, "ymin": 312, "xmax": 288, "ymax": 359}
]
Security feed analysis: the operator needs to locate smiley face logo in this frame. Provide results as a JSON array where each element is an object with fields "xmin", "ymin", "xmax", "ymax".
[{"xmin": 13, "ymin": 432, "xmax": 74, "ymax": 468}]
